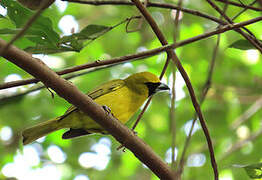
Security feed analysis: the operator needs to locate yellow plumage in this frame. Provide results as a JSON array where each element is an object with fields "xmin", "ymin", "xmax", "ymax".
[{"xmin": 22, "ymin": 72, "xmax": 169, "ymax": 145}]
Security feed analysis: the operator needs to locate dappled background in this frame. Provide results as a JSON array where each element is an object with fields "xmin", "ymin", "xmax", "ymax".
[{"xmin": 0, "ymin": 0, "xmax": 262, "ymax": 179}]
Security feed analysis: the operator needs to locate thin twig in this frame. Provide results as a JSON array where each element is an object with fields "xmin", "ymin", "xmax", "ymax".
[
  {"xmin": 0, "ymin": 37, "xmax": 176, "ymax": 180},
  {"xmin": 131, "ymin": 96, "xmax": 153, "ymax": 131},
  {"xmin": 177, "ymin": 34, "xmax": 221, "ymax": 173},
  {"xmin": 170, "ymin": 0, "xmax": 183, "ymax": 171},
  {"xmin": 216, "ymin": 0, "xmax": 262, "ymax": 11},
  {"xmin": 63, "ymin": 0, "xmax": 226, "ymax": 25},
  {"xmin": 0, "ymin": 48, "xmax": 164, "ymax": 90},
  {"xmin": 206, "ymin": 0, "xmax": 262, "ymax": 53},
  {"xmin": 131, "ymin": 0, "xmax": 218, "ymax": 179},
  {"xmin": 65, "ymin": 0, "xmax": 262, "ymax": 51},
  {"xmin": 130, "ymin": 1, "xmax": 172, "ymax": 142},
  {"xmin": 178, "ymin": 2, "xmax": 229, "ymax": 174},
  {"xmin": 0, "ymin": 64, "xmax": 117, "ymax": 102},
  {"xmin": 1, "ymin": 16, "xmax": 261, "ymax": 90},
  {"xmin": 232, "ymin": 0, "xmax": 258, "ymax": 20}
]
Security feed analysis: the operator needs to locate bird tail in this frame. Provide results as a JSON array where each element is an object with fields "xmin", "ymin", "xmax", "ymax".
[{"xmin": 22, "ymin": 117, "xmax": 62, "ymax": 145}]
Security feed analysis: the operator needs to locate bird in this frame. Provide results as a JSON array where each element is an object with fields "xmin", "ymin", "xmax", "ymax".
[{"xmin": 22, "ymin": 72, "xmax": 170, "ymax": 145}]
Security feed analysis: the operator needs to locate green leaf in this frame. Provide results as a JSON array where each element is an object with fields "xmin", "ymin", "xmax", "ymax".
[
  {"xmin": 57, "ymin": 24, "xmax": 112, "ymax": 53},
  {"xmin": 0, "ymin": 28, "xmax": 19, "ymax": 34},
  {"xmin": 243, "ymin": 163, "xmax": 262, "ymax": 179},
  {"xmin": 0, "ymin": 28, "xmax": 58, "ymax": 46},
  {"xmin": 229, "ymin": 39, "xmax": 262, "ymax": 50},
  {"xmin": 59, "ymin": 24, "xmax": 111, "ymax": 44},
  {"xmin": 24, "ymin": 45, "xmax": 77, "ymax": 54},
  {"xmin": 2, "ymin": 0, "xmax": 59, "ymax": 46},
  {"xmin": 0, "ymin": 14, "xmax": 6, "ymax": 18},
  {"xmin": 79, "ymin": 24, "xmax": 112, "ymax": 38}
]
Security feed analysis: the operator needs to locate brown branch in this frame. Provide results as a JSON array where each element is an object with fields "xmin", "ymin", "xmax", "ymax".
[
  {"xmin": 206, "ymin": 0, "xmax": 262, "ymax": 53},
  {"xmin": 130, "ymin": 56, "xmax": 172, "ymax": 134},
  {"xmin": 1, "ymin": 16, "xmax": 261, "ymax": 90},
  {"xmin": 170, "ymin": 0, "xmax": 183, "ymax": 171},
  {"xmin": 130, "ymin": 0, "xmax": 218, "ymax": 179},
  {"xmin": 178, "ymin": 1, "xmax": 228, "ymax": 174},
  {"xmin": 63, "ymin": 0, "xmax": 226, "ymax": 25},
  {"xmin": 0, "ymin": 64, "xmax": 115, "ymax": 102},
  {"xmin": 0, "ymin": 38, "xmax": 176, "ymax": 180},
  {"xmin": 232, "ymin": 0, "xmax": 258, "ymax": 20},
  {"xmin": 131, "ymin": 96, "xmax": 152, "ymax": 131},
  {"xmin": 128, "ymin": 57, "xmax": 171, "ymax": 150},
  {"xmin": 0, "ymin": 47, "xmax": 167, "ymax": 90},
  {"xmin": 216, "ymin": 0, "xmax": 262, "ymax": 11},
  {"xmin": 64, "ymin": 0, "xmax": 262, "ymax": 51}
]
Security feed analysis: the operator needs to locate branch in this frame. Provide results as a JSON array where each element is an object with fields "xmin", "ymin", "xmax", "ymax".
[
  {"xmin": 1, "ymin": 16, "xmax": 261, "ymax": 90},
  {"xmin": 0, "ymin": 38, "xmax": 176, "ymax": 180},
  {"xmin": 65, "ymin": 0, "xmax": 262, "ymax": 52},
  {"xmin": 130, "ymin": 0, "xmax": 218, "ymax": 179},
  {"xmin": 220, "ymin": 128, "xmax": 262, "ymax": 160},
  {"xmin": 232, "ymin": 0, "xmax": 258, "ymax": 20},
  {"xmin": 170, "ymin": 0, "xmax": 183, "ymax": 170},
  {"xmin": 63, "ymin": 0, "xmax": 227, "ymax": 25},
  {"xmin": 0, "ymin": 45, "xmax": 167, "ymax": 90},
  {"xmin": 0, "ymin": 64, "xmax": 114, "ymax": 102},
  {"xmin": 216, "ymin": 0, "xmax": 262, "ymax": 11},
  {"xmin": 178, "ymin": 2, "xmax": 228, "ymax": 174},
  {"xmin": 206, "ymin": 0, "xmax": 262, "ymax": 53}
]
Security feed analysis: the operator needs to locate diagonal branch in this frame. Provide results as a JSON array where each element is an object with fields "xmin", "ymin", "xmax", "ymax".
[
  {"xmin": 63, "ymin": 0, "xmax": 226, "ymax": 25},
  {"xmin": 216, "ymin": 0, "xmax": 262, "ymax": 11},
  {"xmin": 0, "ymin": 64, "xmax": 115, "ymax": 102},
  {"xmin": 1, "ymin": 16, "xmax": 261, "ymax": 90},
  {"xmin": 206, "ymin": 0, "xmax": 262, "ymax": 53},
  {"xmin": 178, "ymin": 1, "xmax": 228, "ymax": 174},
  {"xmin": 130, "ymin": 0, "xmax": 218, "ymax": 179},
  {"xmin": 232, "ymin": 0, "xmax": 258, "ymax": 20},
  {"xmin": 0, "ymin": 38, "xmax": 176, "ymax": 180}
]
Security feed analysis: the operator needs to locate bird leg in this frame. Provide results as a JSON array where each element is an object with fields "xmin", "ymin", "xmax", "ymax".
[{"xmin": 102, "ymin": 105, "xmax": 117, "ymax": 119}]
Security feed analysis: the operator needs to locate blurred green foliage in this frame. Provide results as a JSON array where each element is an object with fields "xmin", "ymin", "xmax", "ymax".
[{"xmin": 0, "ymin": 0, "xmax": 262, "ymax": 180}]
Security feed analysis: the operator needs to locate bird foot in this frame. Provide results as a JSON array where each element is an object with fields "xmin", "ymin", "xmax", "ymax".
[
  {"xmin": 102, "ymin": 105, "xmax": 117, "ymax": 119},
  {"xmin": 102, "ymin": 105, "xmax": 111, "ymax": 114}
]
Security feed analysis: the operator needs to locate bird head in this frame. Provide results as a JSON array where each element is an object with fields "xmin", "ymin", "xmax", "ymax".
[{"xmin": 124, "ymin": 72, "xmax": 170, "ymax": 97}]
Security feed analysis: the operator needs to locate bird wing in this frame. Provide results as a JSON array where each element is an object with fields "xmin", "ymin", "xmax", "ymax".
[
  {"xmin": 88, "ymin": 79, "xmax": 125, "ymax": 99},
  {"xmin": 59, "ymin": 79, "xmax": 125, "ymax": 139},
  {"xmin": 59, "ymin": 79, "xmax": 125, "ymax": 119}
]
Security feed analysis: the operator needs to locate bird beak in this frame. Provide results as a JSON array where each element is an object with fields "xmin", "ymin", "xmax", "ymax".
[{"xmin": 156, "ymin": 83, "xmax": 170, "ymax": 92}]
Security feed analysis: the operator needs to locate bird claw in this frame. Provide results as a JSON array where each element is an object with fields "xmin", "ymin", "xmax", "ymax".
[
  {"xmin": 102, "ymin": 105, "xmax": 111, "ymax": 114},
  {"xmin": 102, "ymin": 105, "xmax": 117, "ymax": 119}
]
